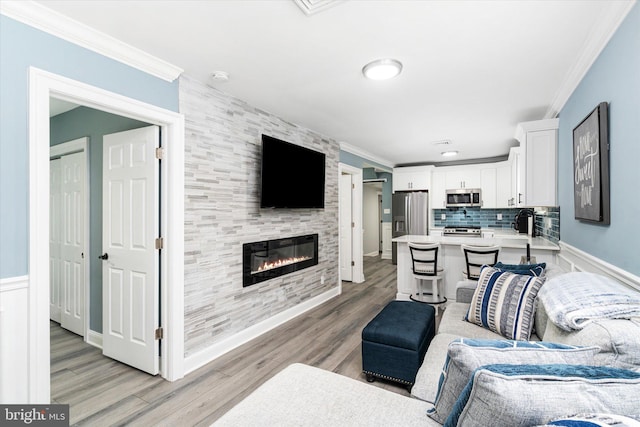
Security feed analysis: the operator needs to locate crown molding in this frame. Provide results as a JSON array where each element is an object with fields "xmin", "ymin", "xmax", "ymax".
[
  {"xmin": 544, "ymin": 0, "xmax": 636, "ymax": 118},
  {"xmin": 0, "ymin": 1, "xmax": 183, "ymax": 82},
  {"xmin": 339, "ymin": 141, "xmax": 394, "ymax": 170}
]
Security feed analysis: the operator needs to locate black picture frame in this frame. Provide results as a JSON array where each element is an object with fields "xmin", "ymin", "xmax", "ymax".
[{"xmin": 572, "ymin": 102, "xmax": 610, "ymax": 224}]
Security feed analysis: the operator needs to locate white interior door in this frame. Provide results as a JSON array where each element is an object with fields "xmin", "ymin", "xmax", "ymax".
[
  {"xmin": 49, "ymin": 158, "xmax": 62, "ymax": 323},
  {"xmin": 59, "ymin": 152, "xmax": 86, "ymax": 335},
  {"xmin": 102, "ymin": 125, "xmax": 160, "ymax": 375},
  {"xmin": 340, "ymin": 174, "xmax": 353, "ymax": 281}
]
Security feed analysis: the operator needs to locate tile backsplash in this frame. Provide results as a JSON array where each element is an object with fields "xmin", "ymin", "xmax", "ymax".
[{"xmin": 432, "ymin": 206, "xmax": 560, "ymax": 243}]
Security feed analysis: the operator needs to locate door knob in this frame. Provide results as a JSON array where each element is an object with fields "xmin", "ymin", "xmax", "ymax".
[{"xmin": 98, "ymin": 253, "xmax": 109, "ymax": 260}]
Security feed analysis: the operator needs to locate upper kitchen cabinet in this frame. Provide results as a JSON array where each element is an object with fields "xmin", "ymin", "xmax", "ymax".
[
  {"xmin": 431, "ymin": 170, "xmax": 447, "ymax": 209},
  {"xmin": 444, "ymin": 168, "xmax": 481, "ymax": 190},
  {"xmin": 392, "ymin": 166, "xmax": 434, "ymax": 192},
  {"xmin": 514, "ymin": 118, "xmax": 559, "ymax": 207},
  {"xmin": 495, "ymin": 161, "xmax": 512, "ymax": 208}
]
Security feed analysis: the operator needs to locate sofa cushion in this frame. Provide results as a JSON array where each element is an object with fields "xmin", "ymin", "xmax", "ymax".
[
  {"xmin": 444, "ymin": 364, "xmax": 640, "ymax": 427},
  {"xmin": 411, "ymin": 333, "xmax": 459, "ymax": 402},
  {"xmin": 542, "ymin": 317, "xmax": 640, "ymax": 372},
  {"xmin": 213, "ymin": 363, "xmax": 439, "ymax": 427},
  {"xmin": 427, "ymin": 339, "xmax": 599, "ymax": 424},
  {"xmin": 438, "ymin": 302, "xmax": 506, "ymax": 340},
  {"xmin": 539, "ymin": 413, "xmax": 640, "ymax": 426},
  {"xmin": 465, "ymin": 267, "xmax": 546, "ymax": 340}
]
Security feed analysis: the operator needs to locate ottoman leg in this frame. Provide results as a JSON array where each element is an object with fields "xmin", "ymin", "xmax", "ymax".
[{"xmin": 366, "ymin": 374, "xmax": 375, "ymax": 383}]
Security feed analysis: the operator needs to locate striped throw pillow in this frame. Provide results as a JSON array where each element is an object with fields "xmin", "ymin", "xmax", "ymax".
[{"xmin": 465, "ymin": 266, "xmax": 546, "ymax": 340}]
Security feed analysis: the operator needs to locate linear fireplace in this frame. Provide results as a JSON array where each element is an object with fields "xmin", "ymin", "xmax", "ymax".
[{"xmin": 243, "ymin": 234, "xmax": 319, "ymax": 287}]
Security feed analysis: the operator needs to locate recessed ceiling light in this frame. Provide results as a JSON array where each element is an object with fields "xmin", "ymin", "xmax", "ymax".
[
  {"xmin": 362, "ymin": 59, "xmax": 403, "ymax": 80},
  {"xmin": 441, "ymin": 151, "xmax": 459, "ymax": 157}
]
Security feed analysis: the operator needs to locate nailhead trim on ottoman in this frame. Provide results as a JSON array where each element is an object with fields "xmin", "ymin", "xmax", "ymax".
[{"xmin": 362, "ymin": 301, "xmax": 436, "ymax": 387}]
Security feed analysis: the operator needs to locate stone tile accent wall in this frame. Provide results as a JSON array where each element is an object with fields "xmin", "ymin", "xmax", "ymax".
[{"xmin": 180, "ymin": 75, "xmax": 340, "ymax": 357}]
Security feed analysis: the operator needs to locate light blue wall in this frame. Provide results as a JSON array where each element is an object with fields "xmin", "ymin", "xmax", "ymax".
[
  {"xmin": 339, "ymin": 150, "xmax": 393, "ymax": 222},
  {"xmin": 0, "ymin": 16, "xmax": 179, "ymax": 279},
  {"xmin": 558, "ymin": 4, "xmax": 640, "ymax": 276},
  {"xmin": 50, "ymin": 107, "xmax": 150, "ymax": 331}
]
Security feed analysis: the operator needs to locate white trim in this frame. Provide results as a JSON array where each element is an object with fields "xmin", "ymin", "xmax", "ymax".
[
  {"xmin": 86, "ymin": 329, "xmax": 103, "ymax": 350},
  {"xmin": 544, "ymin": 1, "xmax": 636, "ymax": 118},
  {"xmin": 558, "ymin": 241, "xmax": 640, "ymax": 292},
  {"xmin": 339, "ymin": 142, "xmax": 394, "ymax": 170},
  {"xmin": 49, "ymin": 136, "xmax": 86, "ymax": 158},
  {"xmin": 339, "ymin": 163, "xmax": 365, "ymax": 283},
  {"xmin": 183, "ymin": 286, "xmax": 341, "ymax": 375},
  {"xmin": 0, "ymin": 275, "xmax": 29, "ymax": 292},
  {"xmin": 29, "ymin": 67, "xmax": 185, "ymax": 403},
  {"xmin": 0, "ymin": 1, "xmax": 183, "ymax": 82}
]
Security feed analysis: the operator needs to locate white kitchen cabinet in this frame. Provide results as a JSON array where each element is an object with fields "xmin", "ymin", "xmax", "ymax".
[
  {"xmin": 393, "ymin": 166, "xmax": 433, "ymax": 192},
  {"xmin": 496, "ymin": 161, "xmax": 512, "ymax": 208},
  {"xmin": 514, "ymin": 119, "xmax": 559, "ymax": 207},
  {"xmin": 430, "ymin": 170, "xmax": 447, "ymax": 209},
  {"xmin": 480, "ymin": 168, "xmax": 497, "ymax": 208},
  {"xmin": 445, "ymin": 168, "xmax": 481, "ymax": 189}
]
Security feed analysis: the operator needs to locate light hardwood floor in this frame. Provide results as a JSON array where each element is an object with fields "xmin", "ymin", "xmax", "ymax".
[{"xmin": 51, "ymin": 255, "xmax": 416, "ymax": 426}]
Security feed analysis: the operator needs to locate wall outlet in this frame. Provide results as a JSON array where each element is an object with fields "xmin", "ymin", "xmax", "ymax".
[
  {"xmin": 383, "ymin": 208, "xmax": 390, "ymax": 214},
  {"xmin": 441, "ymin": 213, "xmax": 446, "ymax": 220},
  {"xmin": 497, "ymin": 213, "xmax": 502, "ymax": 220},
  {"xmin": 321, "ymin": 274, "xmax": 325, "ymax": 285}
]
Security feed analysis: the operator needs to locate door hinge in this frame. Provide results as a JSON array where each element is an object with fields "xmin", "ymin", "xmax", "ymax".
[
  {"xmin": 155, "ymin": 327, "xmax": 163, "ymax": 340},
  {"xmin": 351, "ymin": 261, "xmax": 355, "ymax": 266},
  {"xmin": 352, "ymin": 183, "xmax": 355, "ymax": 189},
  {"xmin": 155, "ymin": 237, "xmax": 164, "ymax": 250},
  {"xmin": 352, "ymin": 222, "xmax": 355, "ymax": 228},
  {"xmin": 155, "ymin": 147, "xmax": 164, "ymax": 160}
]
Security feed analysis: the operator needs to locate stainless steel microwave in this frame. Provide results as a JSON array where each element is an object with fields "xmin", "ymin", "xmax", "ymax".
[{"xmin": 446, "ymin": 188, "xmax": 482, "ymax": 207}]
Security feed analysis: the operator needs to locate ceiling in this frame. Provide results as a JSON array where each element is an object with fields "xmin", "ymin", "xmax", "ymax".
[{"xmin": 33, "ymin": 0, "xmax": 632, "ymax": 167}]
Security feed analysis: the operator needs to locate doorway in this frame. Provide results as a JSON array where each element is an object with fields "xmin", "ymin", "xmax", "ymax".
[
  {"xmin": 28, "ymin": 68, "xmax": 185, "ymax": 402},
  {"xmin": 338, "ymin": 163, "xmax": 364, "ymax": 283}
]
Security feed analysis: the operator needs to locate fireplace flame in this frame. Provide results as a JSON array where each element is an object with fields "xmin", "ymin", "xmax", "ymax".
[{"xmin": 254, "ymin": 256, "xmax": 312, "ymax": 274}]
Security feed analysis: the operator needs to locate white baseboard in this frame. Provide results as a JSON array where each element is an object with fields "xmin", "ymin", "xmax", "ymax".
[
  {"xmin": 86, "ymin": 329, "xmax": 103, "ymax": 349},
  {"xmin": 364, "ymin": 251, "xmax": 379, "ymax": 257},
  {"xmin": 183, "ymin": 285, "xmax": 341, "ymax": 375},
  {"xmin": 558, "ymin": 241, "xmax": 640, "ymax": 292}
]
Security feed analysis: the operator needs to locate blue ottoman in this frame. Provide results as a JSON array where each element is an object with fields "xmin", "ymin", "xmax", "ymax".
[{"xmin": 362, "ymin": 300, "xmax": 436, "ymax": 387}]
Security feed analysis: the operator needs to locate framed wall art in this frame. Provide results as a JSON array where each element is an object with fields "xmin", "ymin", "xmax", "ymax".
[{"xmin": 572, "ymin": 102, "xmax": 610, "ymax": 224}]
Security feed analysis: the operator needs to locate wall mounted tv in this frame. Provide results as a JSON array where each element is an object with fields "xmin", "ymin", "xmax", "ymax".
[{"xmin": 260, "ymin": 134, "xmax": 326, "ymax": 209}]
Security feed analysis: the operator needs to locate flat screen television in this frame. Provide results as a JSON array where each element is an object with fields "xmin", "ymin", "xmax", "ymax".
[{"xmin": 260, "ymin": 134, "xmax": 326, "ymax": 209}]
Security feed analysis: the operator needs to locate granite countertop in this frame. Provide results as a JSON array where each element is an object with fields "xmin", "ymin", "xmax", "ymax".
[{"xmin": 392, "ymin": 234, "xmax": 559, "ymax": 251}]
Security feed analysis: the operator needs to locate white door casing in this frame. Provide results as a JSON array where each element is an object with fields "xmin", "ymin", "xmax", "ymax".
[
  {"xmin": 102, "ymin": 126, "xmax": 160, "ymax": 375},
  {"xmin": 338, "ymin": 163, "xmax": 364, "ymax": 283},
  {"xmin": 28, "ymin": 68, "xmax": 184, "ymax": 403},
  {"xmin": 59, "ymin": 151, "xmax": 86, "ymax": 335},
  {"xmin": 339, "ymin": 173, "xmax": 353, "ymax": 281}
]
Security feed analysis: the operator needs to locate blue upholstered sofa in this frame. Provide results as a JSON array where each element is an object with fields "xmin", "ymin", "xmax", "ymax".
[{"xmin": 214, "ymin": 264, "xmax": 640, "ymax": 426}]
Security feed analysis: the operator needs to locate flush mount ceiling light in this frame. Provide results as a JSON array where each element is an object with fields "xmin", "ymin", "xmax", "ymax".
[
  {"xmin": 362, "ymin": 59, "xmax": 403, "ymax": 80},
  {"xmin": 441, "ymin": 151, "xmax": 459, "ymax": 157}
]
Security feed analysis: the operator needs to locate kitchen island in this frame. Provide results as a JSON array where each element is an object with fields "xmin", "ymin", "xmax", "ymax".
[{"xmin": 392, "ymin": 234, "xmax": 559, "ymax": 301}]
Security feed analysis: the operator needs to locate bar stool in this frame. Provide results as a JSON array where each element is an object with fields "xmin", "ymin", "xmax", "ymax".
[
  {"xmin": 456, "ymin": 244, "xmax": 500, "ymax": 302},
  {"xmin": 408, "ymin": 242, "xmax": 447, "ymax": 305}
]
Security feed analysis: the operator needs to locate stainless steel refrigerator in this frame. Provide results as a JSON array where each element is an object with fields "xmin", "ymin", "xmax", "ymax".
[{"xmin": 392, "ymin": 191, "xmax": 429, "ymax": 264}]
